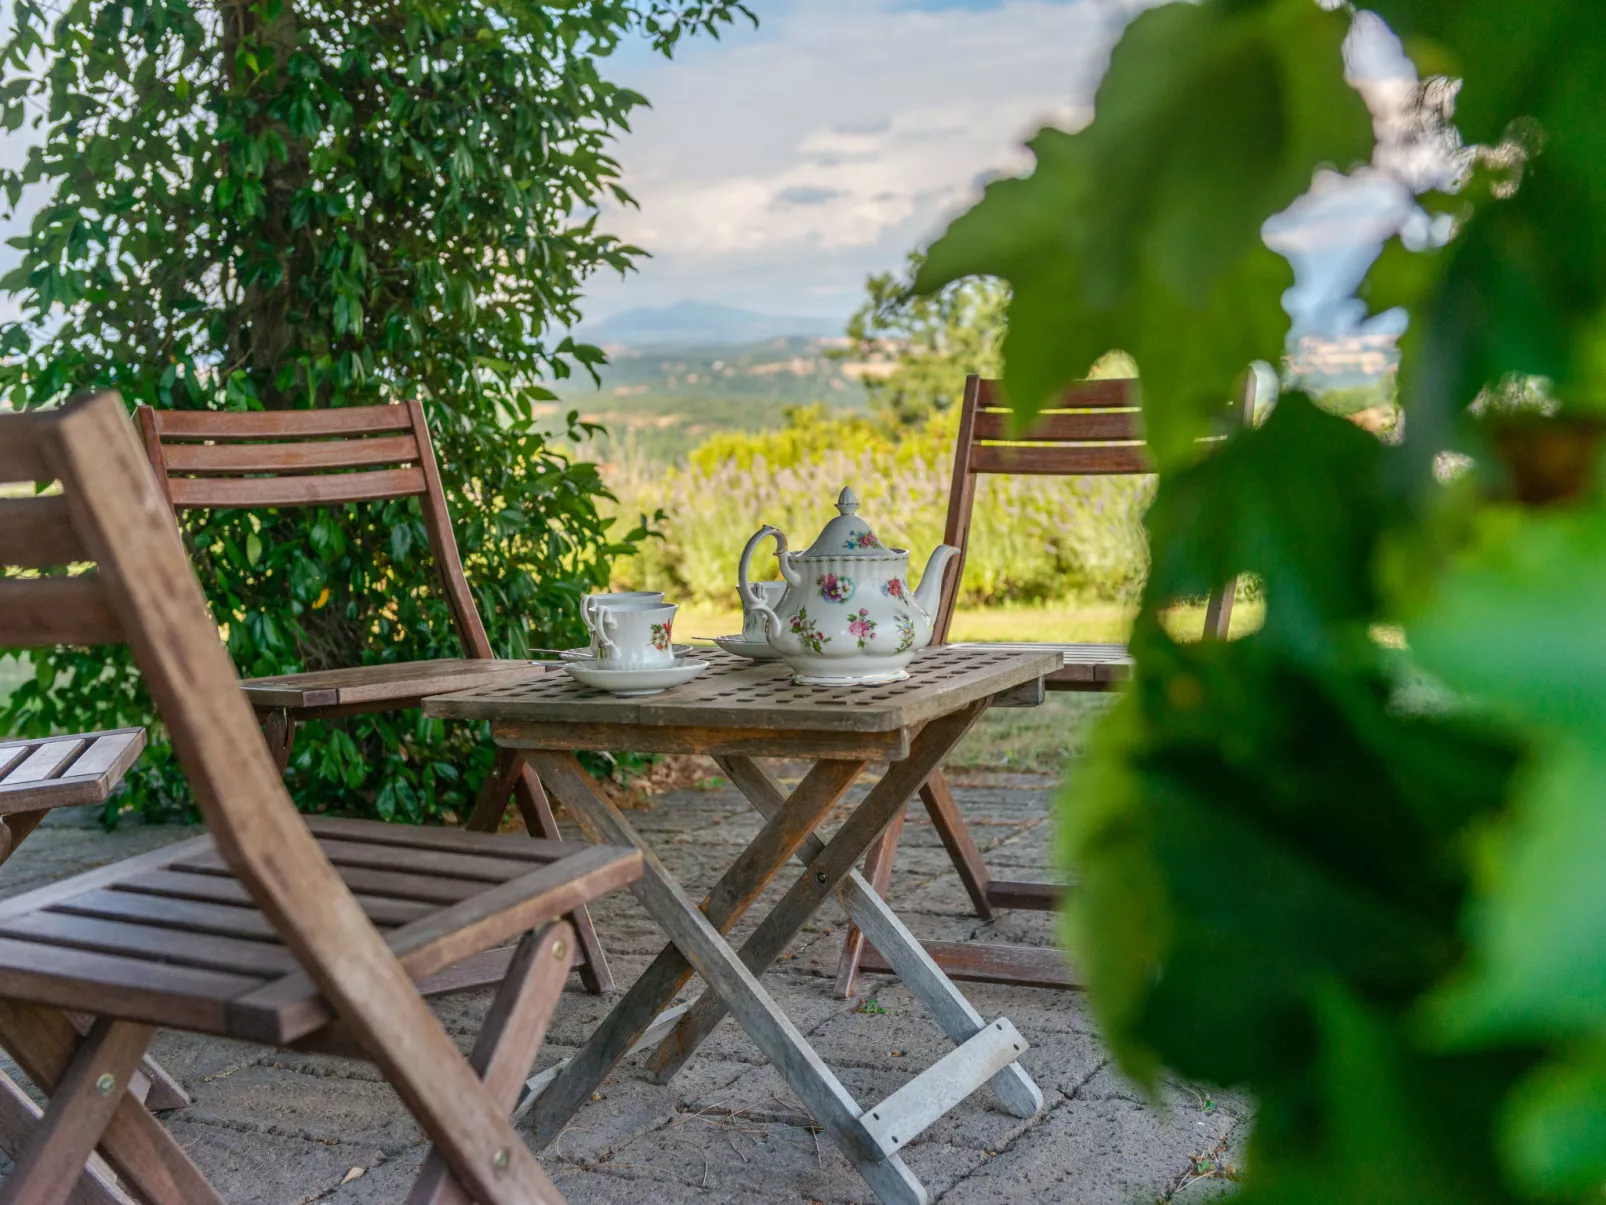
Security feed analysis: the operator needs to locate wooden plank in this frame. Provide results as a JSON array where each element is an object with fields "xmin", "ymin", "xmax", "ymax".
[
  {"xmin": 3, "ymin": 737, "xmax": 87, "ymax": 785},
  {"xmin": 0, "ymin": 1017, "xmax": 155, "ymax": 1205},
  {"xmin": 0, "ymin": 576, "xmax": 123, "ymax": 648},
  {"xmin": 520, "ymin": 760, "xmax": 864, "ymax": 1145},
  {"xmin": 984, "ymin": 880, "xmax": 1067, "ymax": 911},
  {"xmin": 0, "ymin": 730, "xmax": 145, "ymax": 813},
  {"xmin": 311, "ymin": 837, "xmax": 543, "ymax": 883},
  {"xmin": 858, "ymin": 1019, "xmax": 1028, "ymax": 1157},
  {"xmin": 857, "ymin": 940, "xmax": 1079, "ymax": 990},
  {"xmin": 115, "ymin": 868, "xmax": 431, "ymax": 927},
  {"xmin": 151, "ymin": 406, "xmax": 412, "ymax": 440},
  {"xmin": 0, "ymin": 836, "xmax": 212, "ymax": 924},
  {"xmin": 971, "ymin": 410, "xmax": 1142, "ymax": 442},
  {"xmin": 722, "ymin": 756, "xmax": 1042, "ymax": 1121},
  {"xmin": 0, "ymin": 911, "xmax": 300, "ymax": 977},
  {"xmin": 303, "ymin": 815, "xmax": 569, "ymax": 863},
  {"xmin": 414, "ymin": 944, "xmax": 521, "ymax": 998},
  {"xmin": 0, "ymin": 998, "xmax": 227, "ymax": 1205},
  {"xmin": 62, "ymin": 730, "xmax": 145, "ymax": 783},
  {"xmin": 240, "ymin": 658, "xmax": 553, "ymax": 711},
  {"xmin": 407, "ymin": 924, "xmax": 572, "ymax": 1205},
  {"xmin": 492, "ymin": 719, "xmax": 909, "ymax": 762},
  {"xmin": 974, "ymin": 377, "xmax": 1136, "ymax": 410},
  {"xmin": 0, "ymin": 1070, "xmax": 134, "ymax": 1205},
  {"xmin": 969, "ymin": 443, "xmax": 1152, "ymax": 476},
  {"xmin": 0, "ymin": 746, "xmax": 28, "ymax": 778},
  {"xmin": 644, "ymin": 705, "xmax": 989, "ymax": 1085},
  {"xmin": 233, "ymin": 845, "xmax": 640, "ymax": 1043},
  {"xmin": 0, "ymin": 938, "xmax": 264, "ymax": 1033},
  {"xmin": 52, "ymin": 889, "xmax": 280, "ymax": 942},
  {"xmin": 166, "ymin": 466, "xmax": 426, "ymax": 509},
  {"xmin": 0, "ymin": 432, "xmax": 51, "ymax": 485},
  {"xmin": 531, "ymin": 753, "xmax": 926, "ymax": 1202},
  {"xmin": 0, "ymin": 496, "xmax": 90, "ymax": 568},
  {"xmin": 161, "ymin": 434, "xmax": 420, "ymax": 475},
  {"xmin": 172, "ymin": 847, "xmax": 488, "ymax": 907}
]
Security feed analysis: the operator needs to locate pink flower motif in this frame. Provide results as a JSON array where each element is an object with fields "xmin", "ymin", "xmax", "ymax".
[
  {"xmin": 848, "ymin": 607, "xmax": 877, "ymax": 648},
  {"xmin": 817, "ymin": 572, "xmax": 856, "ymax": 603}
]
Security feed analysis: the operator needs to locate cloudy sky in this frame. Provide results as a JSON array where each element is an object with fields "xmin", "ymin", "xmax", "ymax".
[
  {"xmin": 0, "ymin": 0, "xmax": 1439, "ymax": 339},
  {"xmin": 581, "ymin": 0, "xmax": 1439, "ymax": 336}
]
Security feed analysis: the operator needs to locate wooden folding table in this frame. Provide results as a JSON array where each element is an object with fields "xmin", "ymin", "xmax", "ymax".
[{"xmin": 423, "ymin": 645, "xmax": 1058, "ymax": 1205}]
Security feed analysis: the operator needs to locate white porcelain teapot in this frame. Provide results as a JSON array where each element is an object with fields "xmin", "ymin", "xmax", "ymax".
[{"xmin": 738, "ymin": 487, "xmax": 958, "ymax": 685}]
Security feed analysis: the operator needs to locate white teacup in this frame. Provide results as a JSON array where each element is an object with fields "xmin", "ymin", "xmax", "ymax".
[
  {"xmin": 741, "ymin": 581, "xmax": 788, "ymax": 642},
  {"xmin": 581, "ymin": 591, "xmax": 664, "ymax": 651},
  {"xmin": 588, "ymin": 602, "xmax": 678, "ymax": 670}
]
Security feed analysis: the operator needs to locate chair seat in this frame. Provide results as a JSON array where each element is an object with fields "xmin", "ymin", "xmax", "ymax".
[
  {"xmin": 945, "ymin": 641, "xmax": 1132, "ymax": 689},
  {"xmin": 0, "ymin": 729, "xmax": 147, "ymax": 815},
  {"xmin": 240, "ymin": 658, "xmax": 560, "ymax": 714},
  {"xmin": 0, "ymin": 816, "xmax": 640, "ymax": 1045}
]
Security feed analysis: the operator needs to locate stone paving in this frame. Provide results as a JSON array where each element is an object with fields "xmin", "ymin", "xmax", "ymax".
[{"xmin": 0, "ymin": 766, "xmax": 1249, "ymax": 1204}]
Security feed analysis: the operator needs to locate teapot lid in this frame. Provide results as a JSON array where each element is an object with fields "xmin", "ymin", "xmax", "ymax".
[{"xmin": 800, "ymin": 487, "xmax": 897, "ymax": 558}]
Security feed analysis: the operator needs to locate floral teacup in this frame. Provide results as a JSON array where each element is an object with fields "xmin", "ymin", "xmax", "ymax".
[
  {"xmin": 586, "ymin": 601, "xmax": 677, "ymax": 671},
  {"xmin": 581, "ymin": 591, "xmax": 664, "ymax": 652}
]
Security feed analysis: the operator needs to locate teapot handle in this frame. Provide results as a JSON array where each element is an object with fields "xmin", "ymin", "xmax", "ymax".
[{"xmin": 738, "ymin": 526, "xmax": 786, "ymax": 635}]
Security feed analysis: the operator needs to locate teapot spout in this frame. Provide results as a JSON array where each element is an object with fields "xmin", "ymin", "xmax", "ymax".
[{"xmin": 911, "ymin": 544, "xmax": 959, "ymax": 638}]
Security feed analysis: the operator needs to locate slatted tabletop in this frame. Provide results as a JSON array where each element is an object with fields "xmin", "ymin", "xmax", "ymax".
[
  {"xmin": 946, "ymin": 640, "xmax": 1132, "ymax": 687},
  {"xmin": 422, "ymin": 645, "xmax": 1062, "ymax": 736},
  {"xmin": 0, "ymin": 729, "xmax": 146, "ymax": 813}
]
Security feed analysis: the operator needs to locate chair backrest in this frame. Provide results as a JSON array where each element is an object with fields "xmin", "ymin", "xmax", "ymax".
[
  {"xmin": 934, "ymin": 372, "xmax": 1257, "ymax": 645},
  {"xmin": 0, "ymin": 392, "xmax": 459, "ymax": 1053},
  {"xmin": 135, "ymin": 401, "xmax": 492, "ymax": 658}
]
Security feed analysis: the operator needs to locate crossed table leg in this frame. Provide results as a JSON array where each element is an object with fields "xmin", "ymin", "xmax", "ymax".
[{"xmin": 519, "ymin": 701, "xmax": 1043, "ymax": 1205}]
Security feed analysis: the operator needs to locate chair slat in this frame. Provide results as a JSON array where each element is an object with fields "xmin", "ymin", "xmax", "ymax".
[
  {"xmin": 115, "ymin": 868, "xmax": 433, "ymax": 927},
  {"xmin": 0, "ymin": 576, "xmax": 123, "ymax": 647},
  {"xmin": 151, "ymin": 407, "xmax": 414, "ymax": 440},
  {"xmin": 969, "ymin": 444, "xmax": 1153, "ymax": 476},
  {"xmin": 171, "ymin": 846, "xmax": 489, "ymax": 906},
  {"xmin": 0, "ymin": 936, "xmax": 265, "ymax": 1034},
  {"xmin": 3, "ymin": 738, "xmax": 87, "ymax": 785},
  {"xmin": 304, "ymin": 815, "xmax": 569, "ymax": 863},
  {"xmin": 0, "ymin": 441, "xmax": 50, "ymax": 486},
  {"xmin": 166, "ymin": 466, "xmax": 427, "ymax": 509},
  {"xmin": 0, "ymin": 746, "xmax": 27, "ymax": 778},
  {"xmin": 63, "ymin": 730, "xmax": 145, "ymax": 782},
  {"xmin": 974, "ymin": 377, "xmax": 1136, "ymax": 410},
  {"xmin": 971, "ymin": 410, "xmax": 1142, "ymax": 443},
  {"xmin": 160, "ymin": 434, "xmax": 421, "ymax": 475},
  {"xmin": 52, "ymin": 889, "xmax": 280, "ymax": 942},
  {"xmin": 0, "ymin": 912, "xmax": 299, "ymax": 977},
  {"xmin": 0, "ymin": 496, "xmax": 90, "ymax": 568},
  {"xmin": 311, "ymin": 837, "xmax": 537, "ymax": 883}
]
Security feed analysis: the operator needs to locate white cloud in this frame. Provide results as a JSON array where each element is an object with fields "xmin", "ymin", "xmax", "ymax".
[{"xmin": 581, "ymin": 0, "xmax": 1160, "ymax": 318}]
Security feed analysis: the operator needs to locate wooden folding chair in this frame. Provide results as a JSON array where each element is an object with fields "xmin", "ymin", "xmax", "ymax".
[
  {"xmin": 135, "ymin": 401, "xmax": 613, "ymax": 996},
  {"xmin": 835, "ymin": 372, "xmax": 1253, "ymax": 996},
  {"xmin": 0, "ymin": 391, "xmax": 642, "ymax": 1205}
]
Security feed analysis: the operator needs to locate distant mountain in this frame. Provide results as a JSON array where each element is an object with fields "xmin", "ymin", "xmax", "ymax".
[{"xmin": 576, "ymin": 300, "xmax": 844, "ymax": 348}]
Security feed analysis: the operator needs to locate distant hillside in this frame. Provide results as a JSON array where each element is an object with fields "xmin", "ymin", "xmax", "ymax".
[
  {"xmin": 575, "ymin": 300, "xmax": 844, "ymax": 348},
  {"xmin": 542, "ymin": 336, "xmax": 887, "ymax": 464}
]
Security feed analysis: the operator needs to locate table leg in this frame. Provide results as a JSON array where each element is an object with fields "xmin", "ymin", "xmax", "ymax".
[
  {"xmin": 717, "ymin": 756, "xmax": 1042, "ymax": 1120},
  {"xmin": 518, "ymin": 758, "xmax": 864, "ymax": 1152},
  {"xmin": 645, "ymin": 703, "xmax": 988, "ymax": 1083},
  {"xmin": 833, "ymin": 803, "xmax": 905, "ymax": 999},
  {"xmin": 532, "ymin": 752, "xmax": 929, "ymax": 1204}
]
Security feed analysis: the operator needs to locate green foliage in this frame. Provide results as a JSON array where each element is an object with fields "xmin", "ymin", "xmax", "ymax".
[
  {"xmin": 924, "ymin": 0, "xmax": 1606, "ymax": 1198},
  {"xmin": 609, "ymin": 405, "xmax": 1151, "ymax": 609},
  {"xmin": 0, "ymin": 0, "xmax": 749, "ymax": 823},
  {"xmin": 840, "ymin": 251, "xmax": 1006, "ymax": 428}
]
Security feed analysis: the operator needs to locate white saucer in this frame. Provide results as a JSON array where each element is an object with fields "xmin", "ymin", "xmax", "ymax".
[
  {"xmin": 560, "ymin": 643, "xmax": 693, "ymax": 662},
  {"xmin": 563, "ymin": 658, "xmax": 709, "ymax": 696},
  {"xmin": 711, "ymin": 634, "xmax": 784, "ymax": 661}
]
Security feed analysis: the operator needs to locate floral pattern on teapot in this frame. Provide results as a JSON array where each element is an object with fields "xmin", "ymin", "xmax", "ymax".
[{"xmin": 817, "ymin": 573, "xmax": 855, "ymax": 604}]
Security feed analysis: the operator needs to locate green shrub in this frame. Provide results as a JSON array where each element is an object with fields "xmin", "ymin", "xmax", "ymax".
[
  {"xmin": 0, "ymin": 0, "xmax": 748, "ymax": 824},
  {"xmin": 609, "ymin": 405, "xmax": 1151, "ymax": 608}
]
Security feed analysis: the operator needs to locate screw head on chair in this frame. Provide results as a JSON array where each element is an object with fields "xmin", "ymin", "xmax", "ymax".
[
  {"xmin": 96, "ymin": 1073, "xmax": 116, "ymax": 1095},
  {"xmin": 553, "ymin": 939, "xmax": 568, "ymax": 962}
]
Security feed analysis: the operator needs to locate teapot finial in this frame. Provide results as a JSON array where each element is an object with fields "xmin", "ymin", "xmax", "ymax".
[{"xmin": 835, "ymin": 487, "xmax": 859, "ymax": 516}]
